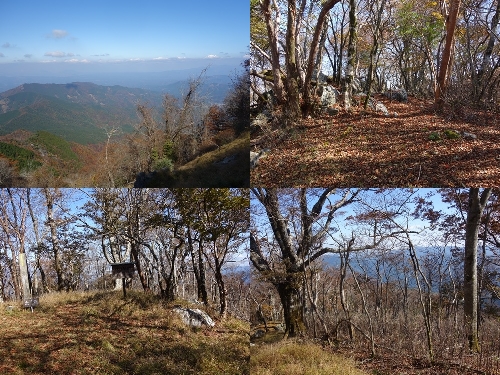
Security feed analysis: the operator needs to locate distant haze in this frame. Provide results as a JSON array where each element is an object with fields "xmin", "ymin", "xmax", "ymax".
[
  {"xmin": 0, "ymin": 58, "xmax": 245, "ymax": 93},
  {"xmin": 0, "ymin": 0, "xmax": 248, "ymax": 91}
]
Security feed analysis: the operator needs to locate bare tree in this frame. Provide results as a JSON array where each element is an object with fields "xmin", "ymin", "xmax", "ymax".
[
  {"xmin": 343, "ymin": 0, "xmax": 357, "ymax": 109},
  {"xmin": 464, "ymin": 188, "xmax": 492, "ymax": 352},
  {"xmin": 254, "ymin": 0, "xmax": 341, "ymax": 119},
  {"xmin": 250, "ymin": 188, "xmax": 371, "ymax": 337},
  {"xmin": 435, "ymin": 0, "xmax": 462, "ymax": 107}
]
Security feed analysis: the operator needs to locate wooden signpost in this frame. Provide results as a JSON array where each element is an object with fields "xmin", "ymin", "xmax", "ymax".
[{"xmin": 110, "ymin": 262, "xmax": 135, "ymax": 298}]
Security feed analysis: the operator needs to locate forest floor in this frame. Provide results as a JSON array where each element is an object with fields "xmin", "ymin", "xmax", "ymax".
[
  {"xmin": 250, "ymin": 95, "xmax": 500, "ymax": 187},
  {"xmin": 337, "ymin": 346, "xmax": 500, "ymax": 375},
  {"xmin": 250, "ymin": 325, "xmax": 500, "ymax": 375},
  {"xmin": 0, "ymin": 291, "xmax": 250, "ymax": 375}
]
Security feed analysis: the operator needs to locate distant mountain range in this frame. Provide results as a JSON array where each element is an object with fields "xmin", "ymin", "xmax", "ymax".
[
  {"xmin": 0, "ymin": 77, "xmax": 232, "ymax": 144},
  {"xmin": 0, "ymin": 82, "xmax": 162, "ymax": 144},
  {"xmin": 161, "ymin": 75, "xmax": 233, "ymax": 103}
]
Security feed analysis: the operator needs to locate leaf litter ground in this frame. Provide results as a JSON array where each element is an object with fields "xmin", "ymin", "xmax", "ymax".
[
  {"xmin": 251, "ymin": 95, "xmax": 500, "ymax": 187},
  {"xmin": 0, "ymin": 291, "xmax": 250, "ymax": 375}
]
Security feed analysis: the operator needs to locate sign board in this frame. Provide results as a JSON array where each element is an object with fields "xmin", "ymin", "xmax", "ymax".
[{"xmin": 110, "ymin": 262, "xmax": 136, "ymax": 278}]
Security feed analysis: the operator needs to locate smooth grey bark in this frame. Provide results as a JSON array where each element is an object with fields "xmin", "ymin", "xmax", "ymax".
[
  {"xmin": 43, "ymin": 188, "xmax": 67, "ymax": 291},
  {"xmin": 344, "ymin": 0, "xmax": 357, "ymax": 109},
  {"xmin": 26, "ymin": 189, "xmax": 49, "ymax": 293},
  {"xmin": 464, "ymin": 188, "xmax": 492, "ymax": 352},
  {"xmin": 18, "ymin": 253, "xmax": 31, "ymax": 303}
]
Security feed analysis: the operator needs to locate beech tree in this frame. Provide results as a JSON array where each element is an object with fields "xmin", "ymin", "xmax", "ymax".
[
  {"xmin": 0, "ymin": 189, "xmax": 29, "ymax": 300},
  {"xmin": 417, "ymin": 188, "xmax": 497, "ymax": 353},
  {"xmin": 173, "ymin": 188, "xmax": 249, "ymax": 318},
  {"xmin": 252, "ymin": 0, "xmax": 341, "ymax": 119},
  {"xmin": 250, "ymin": 188, "xmax": 369, "ymax": 337},
  {"xmin": 343, "ymin": 0, "xmax": 357, "ymax": 109},
  {"xmin": 463, "ymin": 188, "xmax": 492, "ymax": 352}
]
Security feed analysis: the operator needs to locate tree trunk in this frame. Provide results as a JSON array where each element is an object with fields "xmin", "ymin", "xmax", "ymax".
[
  {"xmin": 276, "ymin": 276, "xmax": 305, "ymax": 338},
  {"xmin": 129, "ymin": 241, "xmax": 150, "ymax": 293},
  {"xmin": 302, "ymin": 0, "xmax": 340, "ymax": 116},
  {"xmin": 344, "ymin": 0, "xmax": 357, "ymax": 109},
  {"xmin": 260, "ymin": 0, "xmax": 286, "ymax": 105},
  {"xmin": 18, "ymin": 252, "xmax": 31, "ymax": 303},
  {"xmin": 364, "ymin": 0, "xmax": 387, "ymax": 109},
  {"xmin": 43, "ymin": 188, "xmax": 66, "ymax": 291},
  {"xmin": 435, "ymin": 0, "xmax": 461, "ymax": 108},
  {"xmin": 188, "ymin": 228, "xmax": 208, "ymax": 304},
  {"xmin": 285, "ymin": 0, "xmax": 302, "ymax": 121},
  {"xmin": 165, "ymin": 262, "xmax": 177, "ymax": 301},
  {"xmin": 476, "ymin": 0, "xmax": 500, "ymax": 102},
  {"xmin": 26, "ymin": 189, "xmax": 49, "ymax": 294},
  {"xmin": 464, "ymin": 188, "xmax": 491, "ymax": 353},
  {"xmin": 215, "ymin": 268, "xmax": 227, "ymax": 318}
]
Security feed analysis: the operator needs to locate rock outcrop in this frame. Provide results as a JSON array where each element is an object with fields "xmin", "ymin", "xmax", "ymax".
[
  {"xmin": 385, "ymin": 89, "xmax": 408, "ymax": 102},
  {"xmin": 251, "ymin": 149, "xmax": 270, "ymax": 169},
  {"xmin": 173, "ymin": 307, "xmax": 215, "ymax": 328}
]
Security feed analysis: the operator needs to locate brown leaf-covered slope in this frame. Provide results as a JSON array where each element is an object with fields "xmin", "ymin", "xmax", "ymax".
[
  {"xmin": 0, "ymin": 291, "xmax": 250, "ymax": 374},
  {"xmin": 251, "ymin": 95, "xmax": 500, "ymax": 187}
]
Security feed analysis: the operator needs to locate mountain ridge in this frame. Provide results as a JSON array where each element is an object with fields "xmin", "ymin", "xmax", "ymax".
[
  {"xmin": 0, "ymin": 82, "xmax": 164, "ymax": 144},
  {"xmin": 0, "ymin": 78, "xmax": 232, "ymax": 144}
]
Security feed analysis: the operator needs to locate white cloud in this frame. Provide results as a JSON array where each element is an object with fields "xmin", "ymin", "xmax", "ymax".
[
  {"xmin": 48, "ymin": 29, "xmax": 68, "ymax": 39},
  {"xmin": 207, "ymin": 54, "xmax": 218, "ymax": 59},
  {"xmin": 44, "ymin": 51, "xmax": 67, "ymax": 57},
  {"xmin": 64, "ymin": 58, "xmax": 89, "ymax": 63},
  {"xmin": 153, "ymin": 57, "xmax": 169, "ymax": 61}
]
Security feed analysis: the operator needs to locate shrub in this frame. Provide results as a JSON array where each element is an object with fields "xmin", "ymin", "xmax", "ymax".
[
  {"xmin": 153, "ymin": 157, "xmax": 173, "ymax": 172},
  {"xmin": 428, "ymin": 132, "xmax": 441, "ymax": 141},
  {"xmin": 444, "ymin": 129, "xmax": 460, "ymax": 139}
]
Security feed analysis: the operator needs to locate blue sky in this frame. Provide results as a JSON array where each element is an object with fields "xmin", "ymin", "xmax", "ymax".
[{"xmin": 0, "ymin": 0, "xmax": 248, "ymax": 75}]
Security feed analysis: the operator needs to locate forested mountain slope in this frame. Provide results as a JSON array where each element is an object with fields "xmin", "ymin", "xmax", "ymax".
[{"xmin": 0, "ymin": 83, "xmax": 163, "ymax": 144}]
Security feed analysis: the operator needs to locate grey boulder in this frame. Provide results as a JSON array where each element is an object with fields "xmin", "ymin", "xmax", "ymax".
[{"xmin": 173, "ymin": 307, "xmax": 215, "ymax": 328}]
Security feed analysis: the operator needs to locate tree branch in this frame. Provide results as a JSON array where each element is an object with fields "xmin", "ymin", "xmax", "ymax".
[{"xmin": 250, "ymin": 232, "xmax": 271, "ymax": 273}]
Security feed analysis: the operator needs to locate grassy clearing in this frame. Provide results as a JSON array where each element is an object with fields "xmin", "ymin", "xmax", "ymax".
[
  {"xmin": 0, "ymin": 291, "xmax": 249, "ymax": 374},
  {"xmin": 251, "ymin": 339, "xmax": 368, "ymax": 375},
  {"xmin": 173, "ymin": 132, "xmax": 249, "ymax": 187}
]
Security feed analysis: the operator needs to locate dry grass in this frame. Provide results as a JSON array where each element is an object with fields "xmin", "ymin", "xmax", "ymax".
[
  {"xmin": 148, "ymin": 131, "xmax": 250, "ymax": 187},
  {"xmin": 251, "ymin": 339, "xmax": 368, "ymax": 375},
  {"xmin": 0, "ymin": 290, "xmax": 249, "ymax": 374}
]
